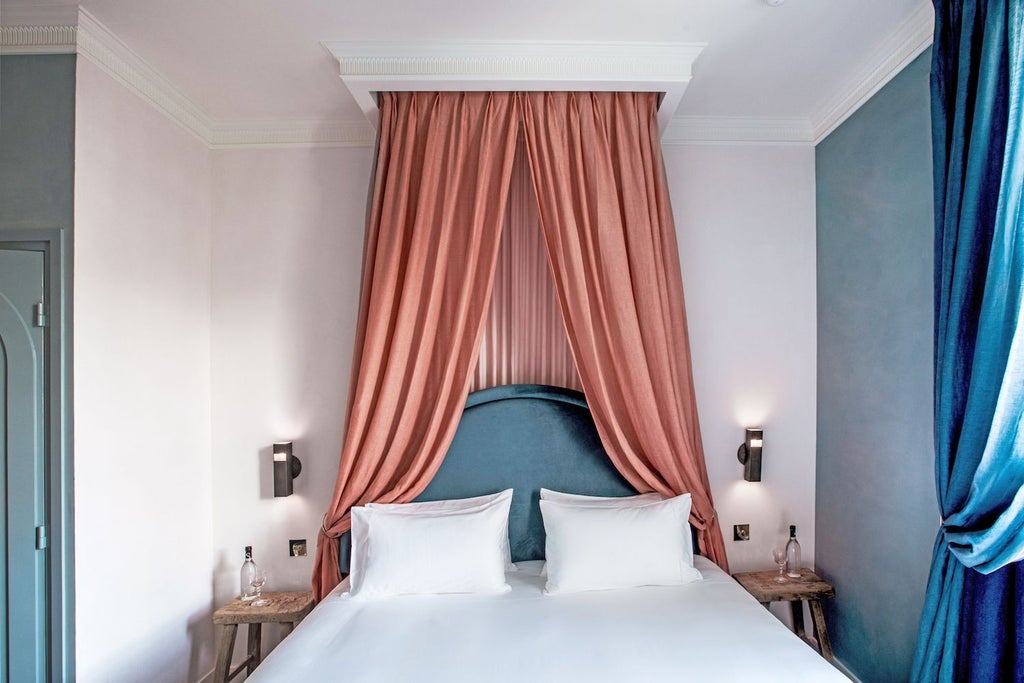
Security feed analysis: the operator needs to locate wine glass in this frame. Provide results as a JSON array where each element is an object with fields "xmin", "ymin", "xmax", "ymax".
[
  {"xmin": 771, "ymin": 546, "xmax": 788, "ymax": 583},
  {"xmin": 249, "ymin": 568, "xmax": 269, "ymax": 607}
]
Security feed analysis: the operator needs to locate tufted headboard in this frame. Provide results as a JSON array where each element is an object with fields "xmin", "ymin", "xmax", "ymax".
[{"xmin": 338, "ymin": 384, "xmax": 698, "ymax": 573}]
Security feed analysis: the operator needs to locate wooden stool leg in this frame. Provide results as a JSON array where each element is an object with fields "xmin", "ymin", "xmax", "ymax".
[
  {"xmin": 790, "ymin": 600, "xmax": 807, "ymax": 639},
  {"xmin": 280, "ymin": 620, "xmax": 295, "ymax": 638},
  {"xmin": 214, "ymin": 624, "xmax": 237, "ymax": 683},
  {"xmin": 246, "ymin": 623, "xmax": 262, "ymax": 675},
  {"xmin": 809, "ymin": 600, "xmax": 834, "ymax": 660}
]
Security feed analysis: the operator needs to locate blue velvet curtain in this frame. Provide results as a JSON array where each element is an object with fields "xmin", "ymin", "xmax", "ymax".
[{"xmin": 912, "ymin": 1, "xmax": 1024, "ymax": 681}]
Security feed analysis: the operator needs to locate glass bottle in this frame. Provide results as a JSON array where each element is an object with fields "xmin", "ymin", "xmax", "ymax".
[
  {"xmin": 240, "ymin": 546, "xmax": 257, "ymax": 600},
  {"xmin": 785, "ymin": 525, "xmax": 802, "ymax": 578}
]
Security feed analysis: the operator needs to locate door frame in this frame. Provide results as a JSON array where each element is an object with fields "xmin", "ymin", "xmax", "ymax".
[{"xmin": 0, "ymin": 228, "xmax": 73, "ymax": 681}]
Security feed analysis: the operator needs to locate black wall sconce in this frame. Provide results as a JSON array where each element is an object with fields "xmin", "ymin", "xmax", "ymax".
[
  {"xmin": 737, "ymin": 428, "xmax": 763, "ymax": 482},
  {"xmin": 273, "ymin": 442, "xmax": 303, "ymax": 497}
]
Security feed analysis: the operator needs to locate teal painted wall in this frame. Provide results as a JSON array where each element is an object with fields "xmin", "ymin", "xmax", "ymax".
[
  {"xmin": 0, "ymin": 54, "xmax": 76, "ymax": 232},
  {"xmin": 0, "ymin": 53, "xmax": 77, "ymax": 680},
  {"xmin": 815, "ymin": 50, "xmax": 936, "ymax": 682}
]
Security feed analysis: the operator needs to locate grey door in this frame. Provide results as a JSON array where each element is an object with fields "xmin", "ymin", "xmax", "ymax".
[{"xmin": 0, "ymin": 248, "xmax": 48, "ymax": 682}]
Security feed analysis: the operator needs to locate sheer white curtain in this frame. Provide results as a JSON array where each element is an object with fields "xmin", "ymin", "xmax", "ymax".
[{"xmin": 471, "ymin": 133, "xmax": 582, "ymax": 392}]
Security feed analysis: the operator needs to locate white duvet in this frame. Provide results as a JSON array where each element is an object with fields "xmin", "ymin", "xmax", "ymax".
[{"xmin": 249, "ymin": 558, "xmax": 848, "ymax": 682}]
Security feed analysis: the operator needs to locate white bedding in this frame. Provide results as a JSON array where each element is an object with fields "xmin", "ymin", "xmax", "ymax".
[{"xmin": 249, "ymin": 558, "xmax": 848, "ymax": 682}]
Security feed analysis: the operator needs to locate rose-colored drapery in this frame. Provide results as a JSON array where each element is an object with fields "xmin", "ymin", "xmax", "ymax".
[
  {"xmin": 472, "ymin": 134, "xmax": 583, "ymax": 392},
  {"xmin": 520, "ymin": 92, "xmax": 728, "ymax": 568},
  {"xmin": 315, "ymin": 91, "xmax": 728, "ymax": 599},
  {"xmin": 312, "ymin": 92, "xmax": 520, "ymax": 599}
]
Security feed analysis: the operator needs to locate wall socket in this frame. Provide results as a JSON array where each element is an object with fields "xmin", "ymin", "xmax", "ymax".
[
  {"xmin": 733, "ymin": 524, "xmax": 750, "ymax": 541},
  {"xmin": 289, "ymin": 539, "xmax": 307, "ymax": 557}
]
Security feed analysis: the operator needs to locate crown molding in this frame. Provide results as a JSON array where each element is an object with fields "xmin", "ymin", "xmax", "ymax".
[
  {"xmin": 75, "ymin": 8, "xmax": 214, "ymax": 142},
  {"xmin": 810, "ymin": 0, "xmax": 933, "ymax": 144},
  {"xmin": 662, "ymin": 116, "xmax": 814, "ymax": 146},
  {"xmin": 1, "ymin": 6, "xmax": 79, "ymax": 53},
  {"xmin": 0, "ymin": 24, "xmax": 77, "ymax": 54},
  {"xmin": 324, "ymin": 40, "xmax": 705, "ymax": 131},
  {"xmin": 207, "ymin": 120, "xmax": 375, "ymax": 149},
  {"xmin": 2, "ymin": 5, "xmax": 933, "ymax": 148}
]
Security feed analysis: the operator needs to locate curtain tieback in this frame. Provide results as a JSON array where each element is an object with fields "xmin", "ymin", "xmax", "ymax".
[{"xmin": 321, "ymin": 513, "xmax": 341, "ymax": 539}]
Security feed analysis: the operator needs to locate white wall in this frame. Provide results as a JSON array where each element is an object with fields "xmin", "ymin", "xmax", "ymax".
[
  {"xmin": 74, "ymin": 57, "xmax": 214, "ymax": 682},
  {"xmin": 209, "ymin": 146, "xmax": 372, "ymax": 658},
  {"xmin": 663, "ymin": 143, "xmax": 817, "ymax": 587}
]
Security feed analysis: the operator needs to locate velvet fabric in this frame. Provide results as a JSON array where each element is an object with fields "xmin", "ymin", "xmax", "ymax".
[
  {"xmin": 313, "ymin": 92, "xmax": 520, "ymax": 600},
  {"xmin": 519, "ymin": 92, "xmax": 728, "ymax": 569},
  {"xmin": 911, "ymin": 2, "xmax": 1024, "ymax": 680}
]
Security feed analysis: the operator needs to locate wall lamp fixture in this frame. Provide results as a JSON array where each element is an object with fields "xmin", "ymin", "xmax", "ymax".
[
  {"xmin": 737, "ymin": 428, "xmax": 763, "ymax": 482},
  {"xmin": 273, "ymin": 441, "xmax": 303, "ymax": 497}
]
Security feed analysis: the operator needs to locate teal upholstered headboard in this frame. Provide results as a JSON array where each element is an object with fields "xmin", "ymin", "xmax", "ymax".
[{"xmin": 338, "ymin": 384, "xmax": 697, "ymax": 573}]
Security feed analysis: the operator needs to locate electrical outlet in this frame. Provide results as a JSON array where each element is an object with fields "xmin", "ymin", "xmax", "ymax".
[
  {"xmin": 733, "ymin": 524, "xmax": 750, "ymax": 541},
  {"xmin": 289, "ymin": 539, "xmax": 307, "ymax": 557}
]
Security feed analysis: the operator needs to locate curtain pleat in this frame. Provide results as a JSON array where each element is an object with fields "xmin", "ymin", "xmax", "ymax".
[
  {"xmin": 519, "ymin": 91, "xmax": 729, "ymax": 570},
  {"xmin": 313, "ymin": 92, "xmax": 519, "ymax": 600},
  {"xmin": 315, "ymin": 90, "xmax": 729, "ymax": 599},
  {"xmin": 912, "ymin": 1, "xmax": 1024, "ymax": 679},
  {"xmin": 472, "ymin": 134, "xmax": 583, "ymax": 392}
]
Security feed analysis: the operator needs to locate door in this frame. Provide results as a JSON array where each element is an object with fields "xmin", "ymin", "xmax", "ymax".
[{"xmin": 0, "ymin": 248, "xmax": 48, "ymax": 682}]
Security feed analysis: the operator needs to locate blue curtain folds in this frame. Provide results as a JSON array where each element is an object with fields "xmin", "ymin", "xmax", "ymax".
[{"xmin": 912, "ymin": 1, "xmax": 1024, "ymax": 681}]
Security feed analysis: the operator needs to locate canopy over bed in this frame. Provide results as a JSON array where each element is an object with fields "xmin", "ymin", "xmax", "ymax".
[{"xmin": 314, "ymin": 90, "xmax": 727, "ymax": 599}]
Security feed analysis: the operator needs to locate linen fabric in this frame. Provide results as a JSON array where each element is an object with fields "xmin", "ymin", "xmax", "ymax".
[
  {"xmin": 348, "ymin": 493, "xmax": 513, "ymax": 599},
  {"xmin": 471, "ymin": 134, "xmax": 582, "ymax": 392},
  {"xmin": 250, "ymin": 558, "xmax": 849, "ymax": 683},
  {"xmin": 538, "ymin": 488, "xmax": 664, "ymax": 504},
  {"xmin": 539, "ymin": 488, "xmax": 691, "ymax": 558},
  {"xmin": 912, "ymin": 2, "xmax": 1024, "ymax": 681},
  {"xmin": 520, "ymin": 91, "xmax": 729, "ymax": 570},
  {"xmin": 315, "ymin": 90, "xmax": 730, "ymax": 598},
  {"xmin": 365, "ymin": 489, "xmax": 516, "ymax": 570},
  {"xmin": 540, "ymin": 494, "xmax": 700, "ymax": 593},
  {"xmin": 312, "ymin": 92, "xmax": 520, "ymax": 600}
]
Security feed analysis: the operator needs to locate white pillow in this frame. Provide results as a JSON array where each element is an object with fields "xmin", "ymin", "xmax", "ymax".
[
  {"xmin": 539, "ymin": 489, "xmax": 665, "ymax": 505},
  {"xmin": 366, "ymin": 490, "xmax": 515, "ymax": 571},
  {"xmin": 539, "ymin": 488, "xmax": 694, "ymax": 559},
  {"xmin": 349, "ymin": 495, "xmax": 513, "ymax": 599},
  {"xmin": 540, "ymin": 494, "xmax": 702, "ymax": 594}
]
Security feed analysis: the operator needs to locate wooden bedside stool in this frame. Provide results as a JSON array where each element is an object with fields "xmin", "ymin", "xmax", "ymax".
[
  {"xmin": 732, "ymin": 569, "xmax": 836, "ymax": 660},
  {"xmin": 212, "ymin": 591, "xmax": 314, "ymax": 683}
]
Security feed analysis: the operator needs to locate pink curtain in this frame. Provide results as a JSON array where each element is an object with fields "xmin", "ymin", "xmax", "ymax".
[
  {"xmin": 520, "ymin": 92, "xmax": 729, "ymax": 570},
  {"xmin": 313, "ymin": 92, "xmax": 520, "ymax": 600},
  {"xmin": 472, "ymin": 134, "xmax": 582, "ymax": 392}
]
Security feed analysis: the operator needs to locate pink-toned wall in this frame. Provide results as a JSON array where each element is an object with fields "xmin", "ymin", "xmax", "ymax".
[
  {"xmin": 209, "ymin": 146, "xmax": 372, "ymax": 660},
  {"xmin": 663, "ymin": 144, "xmax": 818, "ymax": 583},
  {"xmin": 74, "ymin": 57, "xmax": 214, "ymax": 682}
]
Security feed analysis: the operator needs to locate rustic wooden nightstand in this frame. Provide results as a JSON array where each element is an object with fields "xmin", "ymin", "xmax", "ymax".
[
  {"xmin": 732, "ymin": 569, "xmax": 836, "ymax": 660},
  {"xmin": 212, "ymin": 590, "xmax": 314, "ymax": 683}
]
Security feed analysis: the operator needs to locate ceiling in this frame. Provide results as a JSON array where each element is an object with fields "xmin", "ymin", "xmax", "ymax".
[{"xmin": 3, "ymin": 0, "xmax": 933, "ymax": 144}]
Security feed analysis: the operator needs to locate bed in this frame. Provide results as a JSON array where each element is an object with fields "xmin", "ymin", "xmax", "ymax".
[{"xmin": 250, "ymin": 385, "xmax": 847, "ymax": 682}]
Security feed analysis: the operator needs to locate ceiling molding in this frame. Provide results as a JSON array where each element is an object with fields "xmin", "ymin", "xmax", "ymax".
[
  {"xmin": 75, "ymin": 8, "xmax": 214, "ymax": 142},
  {"xmin": 662, "ymin": 116, "xmax": 814, "ymax": 146},
  {"xmin": 2, "ymin": 5, "xmax": 934, "ymax": 148},
  {"xmin": 810, "ymin": 0, "xmax": 934, "ymax": 143},
  {"xmin": 324, "ymin": 41, "xmax": 705, "ymax": 131},
  {"xmin": 0, "ymin": 24, "xmax": 77, "ymax": 54},
  {"xmin": 207, "ymin": 120, "xmax": 375, "ymax": 149}
]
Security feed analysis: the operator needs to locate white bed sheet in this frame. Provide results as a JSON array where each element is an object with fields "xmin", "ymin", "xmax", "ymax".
[{"xmin": 249, "ymin": 558, "xmax": 848, "ymax": 682}]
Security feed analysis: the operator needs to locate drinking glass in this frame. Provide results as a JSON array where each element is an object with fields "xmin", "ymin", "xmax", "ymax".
[
  {"xmin": 249, "ymin": 568, "xmax": 269, "ymax": 607},
  {"xmin": 771, "ymin": 546, "xmax": 788, "ymax": 582}
]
